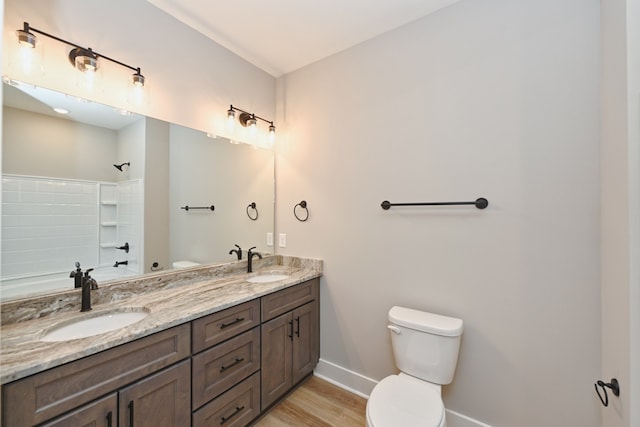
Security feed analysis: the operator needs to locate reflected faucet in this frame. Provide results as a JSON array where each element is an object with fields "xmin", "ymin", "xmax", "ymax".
[
  {"xmin": 80, "ymin": 268, "xmax": 98, "ymax": 312},
  {"xmin": 229, "ymin": 244, "xmax": 243, "ymax": 260},
  {"xmin": 70, "ymin": 261, "xmax": 83, "ymax": 288},
  {"xmin": 247, "ymin": 247, "xmax": 262, "ymax": 273}
]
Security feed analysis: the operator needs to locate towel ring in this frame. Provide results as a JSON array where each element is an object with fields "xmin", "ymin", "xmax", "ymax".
[
  {"xmin": 246, "ymin": 202, "xmax": 259, "ymax": 221},
  {"xmin": 294, "ymin": 200, "xmax": 309, "ymax": 222}
]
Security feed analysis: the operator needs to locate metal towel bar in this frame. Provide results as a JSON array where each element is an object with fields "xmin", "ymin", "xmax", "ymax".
[
  {"xmin": 181, "ymin": 205, "xmax": 215, "ymax": 211},
  {"xmin": 381, "ymin": 198, "xmax": 488, "ymax": 210}
]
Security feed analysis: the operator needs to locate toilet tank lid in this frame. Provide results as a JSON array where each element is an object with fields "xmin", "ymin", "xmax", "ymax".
[{"xmin": 389, "ymin": 306, "xmax": 463, "ymax": 337}]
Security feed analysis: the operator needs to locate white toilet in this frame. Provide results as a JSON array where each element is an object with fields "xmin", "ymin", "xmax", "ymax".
[{"xmin": 366, "ymin": 306, "xmax": 463, "ymax": 427}]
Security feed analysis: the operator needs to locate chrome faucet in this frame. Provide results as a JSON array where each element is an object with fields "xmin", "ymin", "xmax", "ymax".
[
  {"xmin": 247, "ymin": 247, "xmax": 262, "ymax": 273},
  {"xmin": 80, "ymin": 268, "xmax": 98, "ymax": 312},
  {"xmin": 229, "ymin": 244, "xmax": 243, "ymax": 260}
]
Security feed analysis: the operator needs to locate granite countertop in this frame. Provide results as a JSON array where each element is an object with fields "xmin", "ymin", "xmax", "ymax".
[{"xmin": 0, "ymin": 255, "xmax": 322, "ymax": 384}]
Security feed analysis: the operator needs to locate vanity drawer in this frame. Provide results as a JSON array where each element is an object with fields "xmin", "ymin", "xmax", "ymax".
[
  {"xmin": 192, "ymin": 327, "xmax": 261, "ymax": 410},
  {"xmin": 3, "ymin": 324, "xmax": 190, "ymax": 426},
  {"xmin": 192, "ymin": 299, "xmax": 261, "ymax": 353},
  {"xmin": 192, "ymin": 371, "xmax": 261, "ymax": 427},
  {"xmin": 261, "ymin": 278, "xmax": 319, "ymax": 322}
]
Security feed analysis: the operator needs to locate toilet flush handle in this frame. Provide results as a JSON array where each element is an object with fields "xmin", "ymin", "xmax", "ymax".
[{"xmin": 387, "ymin": 325, "xmax": 401, "ymax": 335}]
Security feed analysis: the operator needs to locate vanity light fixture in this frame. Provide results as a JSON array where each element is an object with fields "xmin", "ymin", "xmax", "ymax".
[
  {"xmin": 227, "ymin": 105, "xmax": 275, "ymax": 140},
  {"xmin": 15, "ymin": 22, "xmax": 146, "ymax": 87}
]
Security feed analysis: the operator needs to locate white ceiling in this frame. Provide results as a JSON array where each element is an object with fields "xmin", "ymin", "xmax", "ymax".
[{"xmin": 145, "ymin": 0, "xmax": 462, "ymax": 77}]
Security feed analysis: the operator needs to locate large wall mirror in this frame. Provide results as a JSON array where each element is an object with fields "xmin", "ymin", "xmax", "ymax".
[{"xmin": 1, "ymin": 81, "xmax": 275, "ymax": 301}]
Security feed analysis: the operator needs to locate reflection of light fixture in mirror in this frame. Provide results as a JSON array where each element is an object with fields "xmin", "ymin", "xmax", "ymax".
[
  {"xmin": 114, "ymin": 162, "xmax": 130, "ymax": 171},
  {"xmin": 14, "ymin": 22, "xmax": 146, "ymax": 88},
  {"xmin": 227, "ymin": 105, "xmax": 275, "ymax": 142}
]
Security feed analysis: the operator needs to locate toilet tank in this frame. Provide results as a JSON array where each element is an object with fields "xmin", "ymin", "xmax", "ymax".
[{"xmin": 388, "ymin": 306, "xmax": 463, "ymax": 385}]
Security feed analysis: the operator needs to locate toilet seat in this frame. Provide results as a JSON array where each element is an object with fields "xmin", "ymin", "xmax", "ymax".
[{"xmin": 367, "ymin": 375, "xmax": 445, "ymax": 427}]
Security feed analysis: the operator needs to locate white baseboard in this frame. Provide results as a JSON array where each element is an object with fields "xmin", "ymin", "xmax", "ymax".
[
  {"xmin": 313, "ymin": 358, "xmax": 377, "ymax": 398},
  {"xmin": 446, "ymin": 409, "xmax": 494, "ymax": 427},
  {"xmin": 314, "ymin": 358, "xmax": 493, "ymax": 427}
]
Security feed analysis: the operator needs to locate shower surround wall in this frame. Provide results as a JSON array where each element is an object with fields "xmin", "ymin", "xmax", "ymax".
[{"xmin": 1, "ymin": 175, "xmax": 142, "ymax": 298}]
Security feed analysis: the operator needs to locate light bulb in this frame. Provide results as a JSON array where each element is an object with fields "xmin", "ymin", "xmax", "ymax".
[
  {"xmin": 132, "ymin": 71, "xmax": 145, "ymax": 87},
  {"xmin": 16, "ymin": 29, "xmax": 36, "ymax": 48}
]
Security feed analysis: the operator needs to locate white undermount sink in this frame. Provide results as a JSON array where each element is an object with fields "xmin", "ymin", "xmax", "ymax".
[
  {"xmin": 41, "ymin": 309, "xmax": 149, "ymax": 342},
  {"xmin": 246, "ymin": 274, "xmax": 290, "ymax": 283}
]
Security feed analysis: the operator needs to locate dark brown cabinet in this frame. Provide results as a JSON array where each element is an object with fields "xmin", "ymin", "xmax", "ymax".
[
  {"xmin": 192, "ymin": 327, "xmax": 261, "ymax": 410},
  {"xmin": 119, "ymin": 361, "xmax": 191, "ymax": 427},
  {"xmin": 191, "ymin": 299, "xmax": 262, "ymax": 425},
  {"xmin": 3, "ymin": 324, "xmax": 190, "ymax": 426},
  {"xmin": 260, "ymin": 279, "xmax": 319, "ymax": 410},
  {"xmin": 291, "ymin": 301, "xmax": 319, "ymax": 385},
  {"xmin": 40, "ymin": 394, "xmax": 117, "ymax": 427},
  {"xmin": 192, "ymin": 371, "xmax": 261, "ymax": 427},
  {"xmin": 2, "ymin": 278, "xmax": 320, "ymax": 427}
]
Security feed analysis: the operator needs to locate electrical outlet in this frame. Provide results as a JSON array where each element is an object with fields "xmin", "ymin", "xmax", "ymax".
[
  {"xmin": 267, "ymin": 232, "xmax": 273, "ymax": 247},
  {"xmin": 279, "ymin": 233, "xmax": 287, "ymax": 248}
]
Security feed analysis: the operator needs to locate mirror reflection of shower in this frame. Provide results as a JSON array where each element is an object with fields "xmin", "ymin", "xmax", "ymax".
[{"xmin": 114, "ymin": 162, "xmax": 130, "ymax": 172}]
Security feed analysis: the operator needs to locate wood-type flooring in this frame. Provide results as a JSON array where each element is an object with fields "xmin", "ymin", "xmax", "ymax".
[{"xmin": 253, "ymin": 376, "xmax": 367, "ymax": 427}]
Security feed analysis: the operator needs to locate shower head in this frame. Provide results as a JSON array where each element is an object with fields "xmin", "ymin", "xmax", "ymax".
[{"xmin": 114, "ymin": 162, "xmax": 130, "ymax": 171}]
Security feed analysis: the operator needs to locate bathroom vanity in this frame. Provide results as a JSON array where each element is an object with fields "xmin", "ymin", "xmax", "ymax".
[{"xmin": 0, "ymin": 256, "xmax": 321, "ymax": 427}]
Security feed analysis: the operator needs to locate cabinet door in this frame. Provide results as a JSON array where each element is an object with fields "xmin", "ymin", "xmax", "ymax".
[
  {"xmin": 261, "ymin": 312, "xmax": 293, "ymax": 410},
  {"xmin": 119, "ymin": 361, "xmax": 190, "ymax": 427},
  {"xmin": 292, "ymin": 300, "xmax": 319, "ymax": 385},
  {"xmin": 40, "ymin": 394, "xmax": 117, "ymax": 427}
]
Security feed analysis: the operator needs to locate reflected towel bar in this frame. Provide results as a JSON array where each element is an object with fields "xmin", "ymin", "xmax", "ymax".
[
  {"xmin": 381, "ymin": 198, "xmax": 488, "ymax": 210},
  {"xmin": 181, "ymin": 205, "xmax": 215, "ymax": 211}
]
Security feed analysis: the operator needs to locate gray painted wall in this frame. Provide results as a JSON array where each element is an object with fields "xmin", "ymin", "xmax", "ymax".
[{"xmin": 276, "ymin": 1, "xmax": 601, "ymax": 426}]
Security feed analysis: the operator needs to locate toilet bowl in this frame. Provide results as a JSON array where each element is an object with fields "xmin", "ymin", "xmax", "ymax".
[
  {"xmin": 172, "ymin": 261, "xmax": 200, "ymax": 269},
  {"xmin": 365, "ymin": 306, "xmax": 463, "ymax": 427},
  {"xmin": 366, "ymin": 374, "xmax": 446, "ymax": 427}
]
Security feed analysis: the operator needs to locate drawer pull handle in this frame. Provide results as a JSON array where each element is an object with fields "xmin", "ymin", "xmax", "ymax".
[
  {"xmin": 220, "ymin": 357, "xmax": 245, "ymax": 372},
  {"xmin": 220, "ymin": 405, "xmax": 245, "ymax": 425},
  {"xmin": 220, "ymin": 317, "xmax": 245, "ymax": 329},
  {"xmin": 295, "ymin": 316, "xmax": 301, "ymax": 337},
  {"xmin": 128, "ymin": 401, "xmax": 134, "ymax": 427},
  {"xmin": 106, "ymin": 411, "xmax": 113, "ymax": 427}
]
